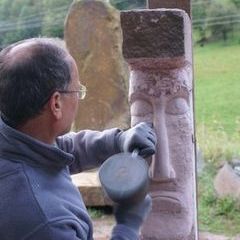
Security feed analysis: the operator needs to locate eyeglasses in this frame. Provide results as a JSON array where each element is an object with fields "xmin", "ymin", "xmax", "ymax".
[{"xmin": 58, "ymin": 84, "xmax": 87, "ymax": 100}]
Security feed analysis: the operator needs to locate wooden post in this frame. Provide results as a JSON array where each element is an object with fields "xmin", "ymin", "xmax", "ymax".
[{"xmin": 147, "ymin": 0, "xmax": 191, "ymax": 18}]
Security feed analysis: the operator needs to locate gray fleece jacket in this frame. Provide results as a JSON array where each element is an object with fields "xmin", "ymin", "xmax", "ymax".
[{"xmin": 0, "ymin": 118, "xmax": 138, "ymax": 240}]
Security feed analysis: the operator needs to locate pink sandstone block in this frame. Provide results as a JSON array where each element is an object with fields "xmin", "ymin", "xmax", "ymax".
[{"xmin": 121, "ymin": 10, "xmax": 183, "ymax": 59}]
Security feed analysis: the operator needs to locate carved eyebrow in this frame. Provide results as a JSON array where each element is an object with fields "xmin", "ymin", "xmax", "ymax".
[
  {"xmin": 129, "ymin": 84, "xmax": 191, "ymax": 102},
  {"xmin": 129, "ymin": 92, "xmax": 151, "ymax": 105},
  {"xmin": 170, "ymin": 86, "xmax": 192, "ymax": 97}
]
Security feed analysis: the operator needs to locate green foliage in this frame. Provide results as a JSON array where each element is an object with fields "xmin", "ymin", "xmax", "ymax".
[
  {"xmin": 16, "ymin": 1, "xmax": 43, "ymax": 41},
  {"xmin": 231, "ymin": 0, "xmax": 240, "ymax": 8},
  {"xmin": 192, "ymin": 0, "xmax": 210, "ymax": 45},
  {"xmin": 215, "ymin": 197, "xmax": 239, "ymax": 217},
  {"xmin": 206, "ymin": 0, "xmax": 237, "ymax": 42},
  {"xmin": 87, "ymin": 206, "xmax": 112, "ymax": 219},
  {"xmin": 0, "ymin": 0, "xmax": 71, "ymax": 47},
  {"xmin": 0, "ymin": 0, "xmax": 41, "ymax": 45},
  {"xmin": 110, "ymin": 0, "xmax": 145, "ymax": 10},
  {"xmin": 87, "ymin": 207, "xmax": 105, "ymax": 219},
  {"xmin": 197, "ymin": 123, "xmax": 240, "ymax": 166},
  {"xmin": 192, "ymin": 0, "xmax": 240, "ymax": 44},
  {"xmin": 41, "ymin": 0, "xmax": 72, "ymax": 38}
]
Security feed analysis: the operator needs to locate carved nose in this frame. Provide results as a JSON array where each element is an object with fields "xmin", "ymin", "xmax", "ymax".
[{"xmin": 149, "ymin": 111, "xmax": 175, "ymax": 182}]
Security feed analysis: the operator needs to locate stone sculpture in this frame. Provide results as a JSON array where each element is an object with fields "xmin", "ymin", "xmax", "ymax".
[
  {"xmin": 65, "ymin": 0, "xmax": 130, "ymax": 131},
  {"xmin": 121, "ymin": 9, "xmax": 197, "ymax": 240}
]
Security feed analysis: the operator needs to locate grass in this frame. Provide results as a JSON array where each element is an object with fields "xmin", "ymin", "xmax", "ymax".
[
  {"xmin": 195, "ymin": 38, "xmax": 240, "ymax": 235},
  {"xmin": 87, "ymin": 206, "xmax": 112, "ymax": 219},
  {"xmin": 198, "ymin": 163, "xmax": 240, "ymax": 236},
  {"xmin": 196, "ymin": 123, "xmax": 240, "ymax": 165},
  {"xmin": 194, "ymin": 39, "xmax": 240, "ymax": 164},
  {"xmin": 194, "ymin": 40, "xmax": 240, "ymax": 135}
]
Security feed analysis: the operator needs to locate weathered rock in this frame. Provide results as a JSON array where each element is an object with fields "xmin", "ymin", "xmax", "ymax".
[
  {"xmin": 122, "ymin": 10, "xmax": 184, "ymax": 59},
  {"xmin": 234, "ymin": 234, "xmax": 240, "ymax": 240},
  {"xmin": 147, "ymin": 0, "xmax": 191, "ymax": 17},
  {"xmin": 214, "ymin": 162, "xmax": 240, "ymax": 199},
  {"xmin": 71, "ymin": 171, "xmax": 112, "ymax": 206},
  {"xmin": 65, "ymin": 0, "xmax": 130, "ymax": 131}
]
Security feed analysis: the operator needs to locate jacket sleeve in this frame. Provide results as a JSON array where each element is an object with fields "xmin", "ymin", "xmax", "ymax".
[
  {"xmin": 56, "ymin": 128, "xmax": 122, "ymax": 174},
  {"xmin": 25, "ymin": 219, "xmax": 91, "ymax": 240},
  {"xmin": 26, "ymin": 222, "xmax": 139, "ymax": 240}
]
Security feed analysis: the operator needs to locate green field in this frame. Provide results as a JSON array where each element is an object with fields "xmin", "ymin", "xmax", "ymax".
[
  {"xmin": 198, "ymin": 164, "xmax": 240, "ymax": 235},
  {"xmin": 195, "ymin": 41, "xmax": 240, "ymax": 135},
  {"xmin": 195, "ymin": 41, "xmax": 240, "ymax": 163},
  {"xmin": 195, "ymin": 40, "xmax": 240, "ymax": 235}
]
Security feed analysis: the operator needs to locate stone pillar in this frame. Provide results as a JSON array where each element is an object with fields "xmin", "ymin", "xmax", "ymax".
[
  {"xmin": 147, "ymin": 0, "xmax": 191, "ymax": 17},
  {"xmin": 65, "ymin": 0, "xmax": 130, "ymax": 131},
  {"xmin": 121, "ymin": 9, "xmax": 197, "ymax": 240}
]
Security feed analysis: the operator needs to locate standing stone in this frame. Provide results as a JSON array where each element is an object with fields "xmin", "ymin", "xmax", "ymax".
[
  {"xmin": 121, "ymin": 9, "xmax": 197, "ymax": 240},
  {"xmin": 214, "ymin": 162, "xmax": 240, "ymax": 200},
  {"xmin": 65, "ymin": 0, "xmax": 130, "ymax": 131},
  {"xmin": 147, "ymin": 0, "xmax": 191, "ymax": 17}
]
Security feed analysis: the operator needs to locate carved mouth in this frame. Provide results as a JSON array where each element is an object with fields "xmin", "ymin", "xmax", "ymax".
[{"xmin": 151, "ymin": 192, "xmax": 182, "ymax": 214}]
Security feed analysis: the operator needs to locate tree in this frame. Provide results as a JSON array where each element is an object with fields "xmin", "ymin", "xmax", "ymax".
[
  {"xmin": 0, "ymin": 0, "xmax": 43, "ymax": 46},
  {"xmin": 41, "ymin": 0, "xmax": 71, "ymax": 38},
  {"xmin": 0, "ymin": 0, "xmax": 16, "ymax": 46},
  {"xmin": 0, "ymin": 0, "xmax": 73, "ymax": 46},
  {"xmin": 231, "ymin": 0, "xmax": 240, "ymax": 8},
  {"xmin": 110, "ymin": 0, "xmax": 145, "ymax": 10},
  {"xmin": 206, "ymin": 0, "xmax": 237, "ymax": 42},
  {"xmin": 15, "ymin": 0, "xmax": 43, "ymax": 41},
  {"xmin": 192, "ymin": 0, "xmax": 212, "ymax": 46}
]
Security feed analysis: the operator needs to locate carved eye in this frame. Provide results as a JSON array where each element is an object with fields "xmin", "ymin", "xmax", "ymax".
[
  {"xmin": 131, "ymin": 100, "xmax": 153, "ymax": 116},
  {"xmin": 166, "ymin": 97, "xmax": 189, "ymax": 115}
]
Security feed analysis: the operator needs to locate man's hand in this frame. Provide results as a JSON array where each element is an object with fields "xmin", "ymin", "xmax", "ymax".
[
  {"xmin": 117, "ymin": 122, "xmax": 156, "ymax": 158},
  {"xmin": 113, "ymin": 194, "xmax": 152, "ymax": 235}
]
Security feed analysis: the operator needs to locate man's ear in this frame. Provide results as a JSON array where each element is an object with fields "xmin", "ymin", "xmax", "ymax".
[{"xmin": 49, "ymin": 92, "xmax": 63, "ymax": 120}]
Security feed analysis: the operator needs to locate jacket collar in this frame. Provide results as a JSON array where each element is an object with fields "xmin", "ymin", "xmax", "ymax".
[{"xmin": 0, "ymin": 118, "xmax": 74, "ymax": 168}]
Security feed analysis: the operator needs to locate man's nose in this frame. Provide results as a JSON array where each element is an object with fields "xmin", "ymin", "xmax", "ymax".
[{"xmin": 149, "ymin": 108, "xmax": 175, "ymax": 182}]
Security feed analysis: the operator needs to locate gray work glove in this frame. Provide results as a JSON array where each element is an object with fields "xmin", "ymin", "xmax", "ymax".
[
  {"xmin": 113, "ymin": 194, "xmax": 152, "ymax": 236},
  {"xmin": 117, "ymin": 122, "xmax": 156, "ymax": 158}
]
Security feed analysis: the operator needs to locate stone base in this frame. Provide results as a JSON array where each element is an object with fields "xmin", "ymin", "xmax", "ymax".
[{"xmin": 71, "ymin": 171, "xmax": 112, "ymax": 206}]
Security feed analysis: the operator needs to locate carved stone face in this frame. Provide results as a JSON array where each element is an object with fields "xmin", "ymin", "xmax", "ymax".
[{"xmin": 129, "ymin": 62, "xmax": 195, "ymax": 239}]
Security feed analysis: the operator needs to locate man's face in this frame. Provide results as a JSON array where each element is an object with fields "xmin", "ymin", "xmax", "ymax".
[
  {"xmin": 59, "ymin": 57, "xmax": 81, "ymax": 135},
  {"xmin": 129, "ymin": 64, "xmax": 195, "ymax": 239}
]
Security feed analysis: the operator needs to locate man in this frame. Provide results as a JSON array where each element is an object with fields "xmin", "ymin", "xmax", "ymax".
[{"xmin": 0, "ymin": 38, "xmax": 156, "ymax": 240}]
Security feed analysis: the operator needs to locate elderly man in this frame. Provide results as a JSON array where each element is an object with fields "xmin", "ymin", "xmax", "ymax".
[{"xmin": 0, "ymin": 38, "xmax": 156, "ymax": 240}]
